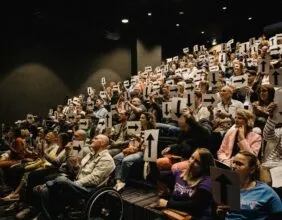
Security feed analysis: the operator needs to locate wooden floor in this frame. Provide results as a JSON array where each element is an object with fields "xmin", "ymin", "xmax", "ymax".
[{"xmin": 0, "ymin": 185, "xmax": 162, "ymax": 220}]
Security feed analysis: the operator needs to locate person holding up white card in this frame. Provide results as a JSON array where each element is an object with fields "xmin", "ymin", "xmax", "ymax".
[{"xmin": 217, "ymin": 151, "xmax": 282, "ymax": 220}]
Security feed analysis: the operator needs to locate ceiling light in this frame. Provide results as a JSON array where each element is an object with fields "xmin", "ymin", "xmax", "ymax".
[
  {"xmin": 222, "ymin": 6, "xmax": 227, "ymax": 10},
  {"xmin": 121, "ymin": 18, "xmax": 129, "ymax": 23},
  {"xmin": 201, "ymin": 31, "xmax": 205, "ymax": 34},
  {"xmin": 248, "ymin": 17, "xmax": 253, "ymax": 20},
  {"xmin": 176, "ymin": 23, "xmax": 180, "ymax": 27},
  {"xmin": 148, "ymin": 12, "xmax": 152, "ymax": 16},
  {"xmin": 179, "ymin": 11, "xmax": 184, "ymax": 15}
]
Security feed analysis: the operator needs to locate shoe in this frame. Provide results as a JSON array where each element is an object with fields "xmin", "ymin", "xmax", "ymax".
[
  {"xmin": 16, "ymin": 208, "xmax": 31, "ymax": 219},
  {"xmin": 115, "ymin": 182, "xmax": 126, "ymax": 192}
]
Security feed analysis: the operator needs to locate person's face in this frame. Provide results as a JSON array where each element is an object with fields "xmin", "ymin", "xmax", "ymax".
[
  {"xmin": 235, "ymin": 114, "xmax": 247, "ymax": 128},
  {"xmin": 162, "ymin": 87, "xmax": 169, "ymax": 95},
  {"xmin": 233, "ymin": 63, "xmax": 242, "ymax": 76},
  {"xmin": 247, "ymin": 74, "xmax": 256, "ymax": 84},
  {"xmin": 194, "ymin": 95, "xmax": 201, "ymax": 105},
  {"xmin": 132, "ymin": 98, "xmax": 140, "ymax": 107},
  {"xmin": 231, "ymin": 153, "xmax": 252, "ymax": 182},
  {"xmin": 69, "ymin": 103, "xmax": 74, "ymax": 109},
  {"xmin": 39, "ymin": 130, "xmax": 45, "ymax": 138},
  {"xmin": 259, "ymin": 87, "xmax": 269, "ymax": 101},
  {"xmin": 139, "ymin": 114, "xmax": 147, "ymax": 127},
  {"xmin": 91, "ymin": 135, "xmax": 102, "ymax": 152},
  {"xmin": 45, "ymin": 132, "xmax": 55, "ymax": 144},
  {"xmin": 219, "ymin": 87, "xmax": 232, "ymax": 100},
  {"xmin": 95, "ymin": 99, "xmax": 103, "ymax": 107},
  {"xmin": 188, "ymin": 150, "xmax": 202, "ymax": 177}
]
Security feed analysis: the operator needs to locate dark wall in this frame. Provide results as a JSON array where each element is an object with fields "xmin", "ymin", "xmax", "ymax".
[{"xmin": 0, "ymin": 35, "xmax": 132, "ymax": 124}]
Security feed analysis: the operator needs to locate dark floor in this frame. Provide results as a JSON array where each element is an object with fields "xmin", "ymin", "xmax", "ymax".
[{"xmin": 0, "ymin": 185, "xmax": 162, "ymax": 220}]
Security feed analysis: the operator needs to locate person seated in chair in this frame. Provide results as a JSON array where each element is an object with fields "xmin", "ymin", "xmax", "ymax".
[
  {"xmin": 153, "ymin": 148, "xmax": 215, "ymax": 220},
  {"xmin": 217, "ymin": 151, "xmax": 282, "ymax": 220},
  {"xmin": 33, "ymin": 135, "xmax": 115, "ymax": 220}
]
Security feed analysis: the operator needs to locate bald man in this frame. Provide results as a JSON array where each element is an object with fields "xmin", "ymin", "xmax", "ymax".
[
  {"xmin": 36, "ymin": 135, "xmax": 115, "ymax": 219},
  {"xmin": 213, "ymin": 85, "xmax": 244, "ymax": 120}
]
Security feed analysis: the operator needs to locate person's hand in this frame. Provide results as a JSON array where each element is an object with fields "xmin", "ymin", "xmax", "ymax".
[
  {"xmin": 161, "ymin": 147, "xmax": 171, "ymax": 156},
  {"xmin": 238, "ymin": 126, "xmax": 245, "ymax": 141},
  {"xmin": 65, "ymin": 142, "xmax": 73, "ymax": 152},
  {"xmin": 216, "ymin": 110, "xmax": 230, "ymax": 119},
  {"xmin": 68, "ymin": 156, "xmax": 81, "ymax": 167},
  {"xmin": 216, "ymin": 205, "xmax": 231, "ymax": 218},
  {"xmin": 267, "ymin": 102, "xmax": 278, "ymax": 118},
  {"xmin": 158, "ymin": 199, "xmax": 168, "ymax": 208}
]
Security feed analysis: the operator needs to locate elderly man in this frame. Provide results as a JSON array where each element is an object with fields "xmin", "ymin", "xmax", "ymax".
[
  {"xmin": 213, "ymin": 85, "xmax": 244, "ymax": 121},
  {"xmin": 37, "ymin": 134, "xmax": 115, "ymax": 219}
]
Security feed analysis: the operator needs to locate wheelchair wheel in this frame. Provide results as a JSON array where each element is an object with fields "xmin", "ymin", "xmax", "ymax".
[{"xmin": 84, "ymin": 187, "xmax": 123, "ymax": 220}]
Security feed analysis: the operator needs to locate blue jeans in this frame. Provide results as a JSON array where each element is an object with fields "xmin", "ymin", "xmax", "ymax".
[
  {"xmin": 40, "ymin": 175, "xmax": 93, "ymax": 219},
  {"xmin": 114, "ymin": 151, "xmax": 143, "ymax": 181}
]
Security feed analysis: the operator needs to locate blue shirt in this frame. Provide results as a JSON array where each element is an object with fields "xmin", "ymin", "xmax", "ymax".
[{"xmin": 226, "ymin": 182, "xmax": 282, "ymax": 220}]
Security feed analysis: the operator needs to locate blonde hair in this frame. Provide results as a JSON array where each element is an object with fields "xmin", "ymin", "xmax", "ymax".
[{"xmin": 236, "ymin": 109, "xmax": 255, "ymax": 130}]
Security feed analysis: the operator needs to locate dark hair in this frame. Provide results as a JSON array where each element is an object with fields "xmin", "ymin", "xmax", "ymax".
[
  {"xmin": 58, "ymin": 133, "xmax": 69, "ymax": 147},
  {"xmin": 141, "ymin": 112, "xmax": 156, "ymax": 130},
  {"xmin": 197, "ymin": 148, "xmax": 216, "ymax": 176},
  {"xmin": 258, "ymin": 84, "xmax": 275, "ymax": 106},
  {"xmin": 237, "ymin": 151, "xmax": 266, "ymax": 182}
]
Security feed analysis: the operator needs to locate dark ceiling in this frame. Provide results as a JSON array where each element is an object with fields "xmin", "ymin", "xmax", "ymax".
[{"xmin": 1, "ymin": 0, "xmax": 282, "ymax": 53}]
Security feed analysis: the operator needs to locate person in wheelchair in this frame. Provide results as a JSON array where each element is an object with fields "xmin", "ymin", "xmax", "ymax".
[{"xmin": 34, "ymin": 134, "xmax": 115, "ymax": 219}]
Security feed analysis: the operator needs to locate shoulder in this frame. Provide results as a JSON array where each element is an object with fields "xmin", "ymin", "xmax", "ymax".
[{"xmin": 198, "ymin": 176, "xmax": 212, "ymax": 192}]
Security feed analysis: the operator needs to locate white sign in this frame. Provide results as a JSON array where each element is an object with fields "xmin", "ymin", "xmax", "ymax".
[
  {"xmin": 173, "ymin": 56, "xmax": 178, "ymax": 62},
  {"xmin": 239, "ymin": 42, "xmax": 250, "ymax": 54},
  {"xmin": 87, "ymin": 87, "xmax": 94, "ymax": 96},
  {"xmin": 124, "ymin": 80, "xmax": 130, "ymax": 88},
  {"xmin": 184, "ymin": 82, "xmax": 195, "ymax": 95},
  {"xmin": 105, "ymin": 112, "xmax": 112, "ymax": 128},
  {"xmin": 171, "ymin": 97, "xmax": 188, "ymax": 120},
  {"xmin": 269, "ymin": 45, "xmax": 282, "ymax": 56},
  {"xmin": 232, "ymin": 74, "xmax": 248, "ymax": 89},
  {"xmin": 79, "ymin": 119, "xmax": 89, "ymax": 130},
  {"xmin": 166, "ymin": 79, "xmax": 174, "ymax": 85},
  {"xmin": 219, "ymin": 52, "xmax": 227, "ymax": 64},
  {"xmin": 67, "ymin": 99, "xmax": 72, "ymax": 105},
  {"xmin": 274, "ymin": 88, "xmax": 282, "ymax": 123},
  {"xmin": 101, "ymin": 77, "xmax": 106, "ymax": 85},
  {"xmin": 86, "ymin": 100, "xmax": 94, "ymax": 112},
  {"xmin": 166, "ymin": 58, "xmax": 172, "ymax": 63},
  {"xmin": 127, "ymin": 121, "xmax": 141, "ymax": 135},
  {"xmin": 258, "ymin": 57, "xmax": 270, "ymax": 74},
  {"xmin": 169, "ymin": 85, "xmax": 178, "ymax": 97},
  {"xmin": 270, "ymin": 166, "xmax": 282, "ymax": 188},
  {"xmin": 145, "ymin": 66, "xmax": 152, "ymax": 72},
  {"xmin": 193, "ymin": 44, "xmax": 199, "ymax": 52},
  {"xmin": 112, "ymin": 85, "xmax": 120, "ymax": 92},
  {"xmin": 143, "ymin": 85, "xmax": 152, "ymax": 100},
  {"xmin": 49, "ymin": 109, "xmax": 54, "ymax": 116},
  {"xmin": 143, "ymin": 129, "xmax": 159, "ymax": 162},
  {"xmin": 99, "ymin": 91, "xmax": 107, "ymax": 99},
  {"xmin": 211, "ymin": 167, "xmax": 240, "ymax": 210},
  {"xmin": 208, "ymin": 70, "xmax": 219, "ymax": 86},
  {"xmin": 183, "ymin": 47, "xmax": 189, "ymax": 53},
  {"xmin": 270, "ymin": 68, "xmax": 282, "ymax": 87},
  {"xmin": 97, "ymin": 118, "xmax": 106, "ymax": 134},
  {"xmin": 111, "ymin": 104, "xmax": 117, "ymax": 115},
  {"xmin": 249, "ymin": 37, "xmax": 255, "ymax": 46},
  {"xmin": 162, "ymin": 102, "xmax": 172, "ymax": 118},
  {"xmin": 202, "ymin": 93, "xmax": 219, "ymax": 107},
  {"xmin": 71, "ymin": 140, "xmax": 85, "ymax": 156}
]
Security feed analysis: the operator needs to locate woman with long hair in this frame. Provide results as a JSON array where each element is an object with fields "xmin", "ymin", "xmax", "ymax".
[
  {"xmin": 217, "ymin": 151, "xmax": 282, "ymax": 219},
  {"xmin": 153, "ymin": 148, "xmax": 215, "ymax": 219},
  {"xmin": 217, "ymin": 109, "xmax": 262, "ymax": 166},
  {"xmin": 113, "ymin": 112, "xmax": 156, "ymax": 191}
]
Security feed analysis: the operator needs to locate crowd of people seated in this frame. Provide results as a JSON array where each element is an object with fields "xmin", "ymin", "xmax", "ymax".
[{"xmin": 1, "ymin": 33, "xmax": 282, "ymax": 220}]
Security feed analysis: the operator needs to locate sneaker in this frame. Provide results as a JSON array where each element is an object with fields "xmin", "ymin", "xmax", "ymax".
[{"xmin": 16, "ymin": 208, "xmax": 31, "ymax": 219}]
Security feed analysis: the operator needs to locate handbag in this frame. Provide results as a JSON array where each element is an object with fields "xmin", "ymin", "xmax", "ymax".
[
  {"xmin": 122, "ymin": 138, "xmax": 141, "ymax": 156},
  {"xmin": 162, "ymin": 208, "xmax": 192, "ymax": 220}
]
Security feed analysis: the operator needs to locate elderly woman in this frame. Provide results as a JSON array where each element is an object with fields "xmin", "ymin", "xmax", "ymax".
[
  {"xmin": 217, "ymin": 109, "xmax": 262, "ymax": 166},
  {"xmin": 217, "ymin": 151, "xmax": 282, "ymax": 220},
  {"xmin": 153, "ymin": 148, "xmax": 215, "ymax": 219}
]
